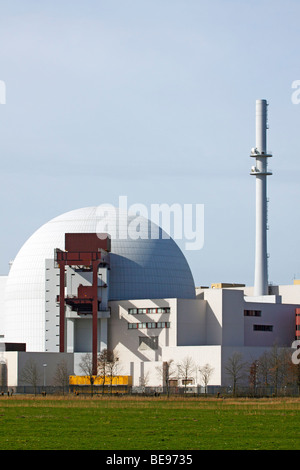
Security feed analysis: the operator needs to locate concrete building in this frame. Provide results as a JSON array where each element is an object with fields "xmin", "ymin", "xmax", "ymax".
[
  {"xmin": 0, "ymin": 204, "xmax": 299, "ymax": 390},
  {"xmin": 0, "ymin": 99, "xmax": 299, "ymax": 391}
]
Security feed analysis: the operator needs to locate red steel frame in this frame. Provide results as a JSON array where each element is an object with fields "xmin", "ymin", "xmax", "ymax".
[{"xmin": 56, "ymin": 233, "xmax": 110, "ymax": 375}]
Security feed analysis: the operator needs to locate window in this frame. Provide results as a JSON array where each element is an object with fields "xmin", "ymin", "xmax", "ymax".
[
  {"xmin": 139, "ymin": 336, "xmax": 158, "ymax": 350},
  {"xmin": 128, "ymin": 307, "xmax": 170, "ymax": 315},
  {"xmin": 253, "ymin": 325, "xmax": 273, "ymax": 332},
  {"xmin": 182, "ymin": 379, "xmax": 193, "ymax": 385},
  {"xmin": 128, "ymin": 321, "xmax": 171, "ymax": 330},
  {"xmin": 138, "ymin": 308, "xmax": 147, "ymax": 314},
  {"xmin": 244, "ymin": 310, "xmax": 261, "ymax": 317},
  {"xmin": 128, "ymin": 308, "xmax": 137, "ymax": 315},
  {"xmin": 157, "ymin": 307, "xmax": 170, "ymax": 313}
]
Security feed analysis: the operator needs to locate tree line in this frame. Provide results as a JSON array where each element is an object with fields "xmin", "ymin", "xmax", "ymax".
[
  {"xmin": 225, "ymin": 346, "xmax": 300, "ymax": 396},
  {"xmin": 4, "ymin": 344, "xmax": 300, "ymax": 397},
  {"xmin": 159, "ymin": 345, "xmax": 300, "ymax": 397}
]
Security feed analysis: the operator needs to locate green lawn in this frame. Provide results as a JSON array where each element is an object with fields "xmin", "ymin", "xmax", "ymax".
[{"xmin": 0, "ymin": 396, "xmax": 299, "ymax": 450}]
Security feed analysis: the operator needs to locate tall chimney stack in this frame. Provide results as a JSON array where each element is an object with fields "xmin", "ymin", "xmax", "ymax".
[{"xmin": 250, "ymin": 99, "xmax": 272, "ymax": 296}]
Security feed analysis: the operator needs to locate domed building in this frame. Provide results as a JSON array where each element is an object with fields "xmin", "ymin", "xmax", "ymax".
[{"xmin": 3, "ymin": 206, "xmax": 196, "ymax": 378}]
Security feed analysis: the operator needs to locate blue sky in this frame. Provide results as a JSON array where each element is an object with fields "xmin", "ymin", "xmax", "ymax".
[{"xmin": 1, "ymin": 0, "xmax": 300, "ymax": 287}]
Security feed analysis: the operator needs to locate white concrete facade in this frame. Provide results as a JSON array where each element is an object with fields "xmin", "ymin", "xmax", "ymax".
[
  {"xmin": 0, "ymin": 276, "xmax": 7, "ymax": 339},
  {"xmin": 0, "ymin": 351, "xmax": 73, "ymax": 388},
  {"xmin": 0, "ymin": 283, "xmax": 299, "ymax": 388},
  {"xmin": 0, "ymin": 201, "xmax": 299, "ymax": 389},
  {"xmin": 102, "ymin": 287, "xmax": 299, "ymax": 387}
]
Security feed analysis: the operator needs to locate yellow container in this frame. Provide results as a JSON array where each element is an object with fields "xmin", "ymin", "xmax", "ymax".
[{"xmin": 69, "ymin": 375, "xmax": 132, "ymax": 386}]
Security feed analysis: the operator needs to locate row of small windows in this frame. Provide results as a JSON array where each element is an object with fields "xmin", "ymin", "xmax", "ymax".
[
  {"xmin": 244, "ymin": 310, "xmax": 262, "ymax": 317},
  {"xmin": 244, "ymin": 310, "xmax": 274, "ymax": 331},
  {"xmin": 128, "ymin": 322, "xmax": 170, "ymax": 330},
  {"xmin": 253, "ymin": 325, "xmax": 273, "ymax": 332},
  {"xmin": 128, "ymin": 307, "xmax": 170, "ymax": 315}
]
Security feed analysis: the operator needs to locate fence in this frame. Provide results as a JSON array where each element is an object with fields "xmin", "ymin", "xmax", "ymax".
[
  {"xmin": 1, "ymin": 384, "xmax": 300, "ymax": 397},
  {"xmin": 131, "ymin": 385, "xmax": 300, "ymax": 397}
]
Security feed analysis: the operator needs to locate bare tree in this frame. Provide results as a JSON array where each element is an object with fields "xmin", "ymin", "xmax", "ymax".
[
  {"xmin": 177, "ymin": 356, "xmax": 195, "ymax": 393},
  {"xmin": 53, "ymin": 359, "xmax": 70, "ymax": 395},
  {"xmin": 225, "ymin": 352, "xmax": 246, "ymax": 396},
  {"xmin": 290, "ymin": 359, "xmax": 300, "ymax": 394},
  {"xmin": 164, "ymin": 360, "xmax": 177, "ymax": 397},
  {"xmin": 98, "ymin": 349, "xmax": 120, "ymax": 395},
  {"xmin": 249, "ymin": 360, "xmax": 260, "ymax": 396},
  {"xmin": 268, "ymin": 344, "xmax": 281, "ymax": 395},
  {"xmin": 255, "ymin": 346, "xmax": 297, "ymax": 395},
  {"xmin": 199, "ymin": 363, "xmax": 214, "ymax": 396},
  {"xmin": 257, "ymin": 350, "xmax": 271, "ymax": 387},
  {"xmin": 79, "ymin": 353, "xmax": 95, "ymax": 396},
  {"xmin": 106, "ymin": 350, "xmax": 120, "ymax": 394},
  {"xmin": 156, "ymin": 360, "xmax": 177, "ymax": 397},
  {"xmin": 268, "ymin": 346, "xmax": 295, "ymax": 394},
  {"xmin": 140, "ymin": 370, "xmax": 150, "ymax": 389},
  {"xmin": 20, "ymin": 358, "xmax": 41, "ymax": 395},
  {"xmin": 278, "ymin": 348, "xmax": 295, "ymax": 389}
]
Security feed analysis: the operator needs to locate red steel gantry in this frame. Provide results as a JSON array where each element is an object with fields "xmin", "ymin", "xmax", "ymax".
[{"xmin": 55, "ymin": 233, "xmax": 111, "ymax": 375}]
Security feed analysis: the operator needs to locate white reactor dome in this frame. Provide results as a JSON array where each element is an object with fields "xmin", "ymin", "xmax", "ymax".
[{"xmin": 4, "ymin": 206, "xmax": 195, "ymax": 351}]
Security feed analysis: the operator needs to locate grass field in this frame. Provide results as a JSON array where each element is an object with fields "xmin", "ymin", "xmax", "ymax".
[{"xmin": 0, "ymin": 395, "xmax": 299, "ymax": 450}]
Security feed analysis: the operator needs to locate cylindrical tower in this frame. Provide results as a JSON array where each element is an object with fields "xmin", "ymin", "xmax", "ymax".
[{"xmin": 250, "ymin": 99, "xmax": 272, "ymax": 296}]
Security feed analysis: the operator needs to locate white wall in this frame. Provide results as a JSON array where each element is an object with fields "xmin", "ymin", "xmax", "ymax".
[
  {"xmin": 222, "ymin": 290, "xmax": 245, "ymax": 347},
  {"xmin": 1, "ymin": 351, "xmax": 74, "ymax": 387},
  {"xmin": 1, "ymin": 351, "xmax": 18, "ymax": 387},
  {"xmin": 0, "ymin": 276, "xmax": 7, "ymax": 338},
  {"xmin": 203, "ymin": 289, "xmax": 223, "ymax": 345},
  {"xmin": 108, "ymin": 298, "xmax": 176, "ymax": 385},
  {"xmin": 161, "ymin": 345, "xmax": 222, "ymax": 386},
  {"xmin": 243, "ymin": 302, "xmax": 296, "ymax": 347},
  {"xmin": 45, "ymin": 260, "xmax": 60, "ymax": 352},
  {"xmin": 177, "ymin": 298, "xmax": 206, "ymax": 346},
  {"xmin": 273, "ymin": 284, "xmax": 300, "ymax": 304},
  {"xmin": 203, "ymin": 288, "xmax": 245, "ymax": 346}
]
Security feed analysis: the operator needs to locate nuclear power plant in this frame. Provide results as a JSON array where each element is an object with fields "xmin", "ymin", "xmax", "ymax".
[{"xmin": 0, "ymin": 100, "xmax": 299, "ymax": 392}]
